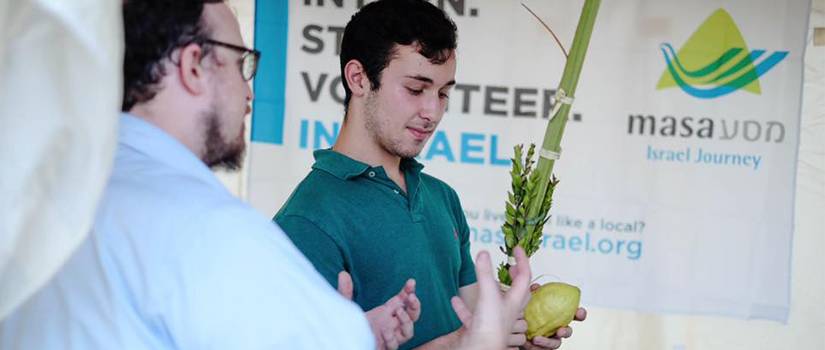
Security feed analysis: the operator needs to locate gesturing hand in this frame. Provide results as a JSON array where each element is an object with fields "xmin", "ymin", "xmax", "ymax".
[{"xmin": 338, "ymin": 272, "xmax": 420, "ymax": 350}]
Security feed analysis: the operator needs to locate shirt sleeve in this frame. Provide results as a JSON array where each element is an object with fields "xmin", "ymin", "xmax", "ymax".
[
  {"xmin": 275, "ymin": 214, "xmax": 347, "ymax": 289},
  {"xmin": 166, "ymin": 205, "xmax": 372, "ymax": 350},
  {"xmin": 451, "ymin": 191, "xmax": 477, "ymax": 288}
]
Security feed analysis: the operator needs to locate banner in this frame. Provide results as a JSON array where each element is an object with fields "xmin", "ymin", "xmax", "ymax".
[{"xmin": 249, "ymin": 0, "xmax": 809, "ymax": 322}]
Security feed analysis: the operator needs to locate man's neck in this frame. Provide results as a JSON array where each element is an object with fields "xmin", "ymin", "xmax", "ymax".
[
  {"xmin": 128, "ymin": 104, "xmax": 205, "ymax": 163},
  {"xmin": 333, "ymin": 120, "xmax": 407, "ymax": 192}
]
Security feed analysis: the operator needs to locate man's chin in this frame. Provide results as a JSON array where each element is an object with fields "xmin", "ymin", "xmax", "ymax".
[
  {"xmin": 207, "ymin": 144, "xmax": 246, "ymax": 171},
  {"xmin": 208, "ymin": 155, "xmax": 243, "ymax": 171},
  {"xmin": 394, "ymin": 147, "xmax": 424, "ymax": 159}
]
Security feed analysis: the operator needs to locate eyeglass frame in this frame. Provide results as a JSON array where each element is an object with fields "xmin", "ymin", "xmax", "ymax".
[{"xmin": 202, "ymin": 38, "xmax": 261, "ymax": 81}]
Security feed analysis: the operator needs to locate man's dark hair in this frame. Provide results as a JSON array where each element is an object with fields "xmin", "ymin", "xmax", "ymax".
[
  {"xmin": 339, "ymin": 0, "xmax": 457, "ymax": 108},
  {"xmin": 121, "ymin": 0, "xmax": 223, "ymax": 111}
]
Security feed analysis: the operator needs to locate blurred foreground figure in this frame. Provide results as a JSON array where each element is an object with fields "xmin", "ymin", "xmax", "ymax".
[
  {"xmin": 0, "ymin": 0, "xmax": 122, "ymax": 321},
  {"xmin": 0, "ymin": 1, "xmax": 373, "ymax": 349}
]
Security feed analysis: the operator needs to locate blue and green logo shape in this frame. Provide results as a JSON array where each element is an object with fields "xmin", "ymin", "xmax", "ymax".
[{"xmin": 657, "ymin": 8, "xmax": 788, "ymax": 99}]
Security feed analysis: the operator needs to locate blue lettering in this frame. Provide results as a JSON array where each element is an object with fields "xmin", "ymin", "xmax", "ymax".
[
  {"xmin": 489, "ymin": 135, "xmax": 510, "ymax": 166},
  {"xmin": 460, "ymin": 133, "xmax": 485, "ymax": 164},
  {"xmin": 299, "ymin": 119, "xmax": 309, "ymax": 149},
  {"xmin": 314, "ymin": 120, "xmax": 340, "ymax": 149},
  {"xmin": 627, "ymin": 241, "xmax": 642, "ymax": 260},
  {"xmin": 495, "ymin": 230, "xmax": 505, "ymax": 245},
  {"xmin": 425, "ymin": 131, "xmax": 456, "ymax": 162},
  {"xmin": 480, "ymin": 229, "xmax": 493, "ymax": 243},
  {"xmin": 551, "ymin": 235, "xmax": 566, "ymax": 250},
  {"xmin": 598, "ymin": 239, "xmax": 613, "ymax": 254},
  {"xmin": 541, "ymin": 234, "xmax": 551, "ymax": 248},
  {"xmin": 568, "ymin": 236, "xmax": 583, "ymax": 251}
]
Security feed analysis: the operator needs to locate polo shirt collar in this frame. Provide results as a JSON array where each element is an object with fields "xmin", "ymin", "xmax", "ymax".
[
  {"xmin": 312, "ymin": 149, "xmax": 424, "ymax": 180},
  {"xmin": 400, "ymin": 157, "xmax": 425, "ymax": 174}
]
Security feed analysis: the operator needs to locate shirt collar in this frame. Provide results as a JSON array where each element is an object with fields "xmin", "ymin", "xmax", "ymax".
[
  {"xmin": 312, "ymin": 149, "xmax": 425, "ymax": 180},
  {"xmin": 400, "ymin": 157, "xmax": 425, "ymax": 174},
  {"xmin": 118, "ymin": 112, "xmax": 225, "ymax": 190}
]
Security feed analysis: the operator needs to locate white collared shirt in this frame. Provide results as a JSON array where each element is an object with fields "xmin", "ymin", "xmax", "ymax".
[{"xmin": 0, "ymin": 113, "xmax": 374, "ymax": 350}]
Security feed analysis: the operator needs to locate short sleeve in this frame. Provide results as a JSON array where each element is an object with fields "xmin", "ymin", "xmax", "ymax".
[
  {"xmin": 450, "ymin": 191, "xmax": 477, "ymax": 287},
  {"xmin": 275, "ymin": 214, "xmax": 347, "ymax": 289}
]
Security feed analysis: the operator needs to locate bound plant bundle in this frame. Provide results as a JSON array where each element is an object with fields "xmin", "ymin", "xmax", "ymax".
[{"xmin": 497, "ymin": 0, "xmax": 601, "ymax": 339}]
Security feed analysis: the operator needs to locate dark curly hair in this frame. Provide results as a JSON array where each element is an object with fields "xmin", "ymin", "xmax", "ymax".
[
  {"xmin": 121, "ymin": 0, "xmax": 223, "ymax": 111},
  {"xmin": 339, "ymin": 0, "xmax": 458, "ymax": 108}
]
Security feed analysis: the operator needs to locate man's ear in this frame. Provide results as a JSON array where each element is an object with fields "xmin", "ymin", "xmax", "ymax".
[
  {"xmin": 343, "ymin": 59, "xmax": 372, "ymax": 98},
  {"xmin": 178, "ymin": 43, "xmax": 208, "ymax": 95}
]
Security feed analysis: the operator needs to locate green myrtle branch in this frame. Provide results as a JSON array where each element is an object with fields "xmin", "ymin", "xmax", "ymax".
[{"xmin": 498, "ymin": 0, "xmax": 601, "ymax": 286}]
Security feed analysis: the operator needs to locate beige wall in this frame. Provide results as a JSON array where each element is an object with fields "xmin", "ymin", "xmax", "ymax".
[{"xmin": 222, "ymin": 1, "xmax": 825, "ymax": 349}]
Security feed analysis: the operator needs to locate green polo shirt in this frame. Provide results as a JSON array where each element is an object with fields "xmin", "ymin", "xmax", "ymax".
[{"xmin": 274, "ymin": 149, "xmax": 476, "ymax": 349}]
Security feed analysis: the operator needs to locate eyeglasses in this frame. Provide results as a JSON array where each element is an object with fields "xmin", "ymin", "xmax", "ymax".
[{"xmin": 203, "ymin": 39, "xmax": 261, "ymax": 81}]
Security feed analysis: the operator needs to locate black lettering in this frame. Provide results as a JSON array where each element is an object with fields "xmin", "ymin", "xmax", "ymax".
[
  {"xmin": 743, "ymin": 120, "xmax": 762, "ymax": 141},
  {"xmin": 660, "ymin": 116, "xmax": 676, "ymax": 136},
  {"xmin": 328, "ymin": 26, "xmax": 345, "ymax": 55},
  {"xmin": 302, "ymin": 72, "xmax": 328, "ymax": 102},
  {"xmin": 484, "ymin": 86, "xmax": 508, "ymax": 117},
  {"xmin": 697, "ymin": 118, "xmax": 714, "ymax": 138},
  {"xmin": 302, "ymin": 25, "xmax": 324, "ymax": 54},
  {"xmin": 628, "ymin": 115, "xmax": 656, "ymax": 135},
  {"xmin": 765, "ymin": 121, "xmax": 785, "ymax": 143},
  {"xmin": 542, "ymin": 89, "xmax": 557, "ymax": 119},
  {"xmin": 438, "ymin": 0, "xmax": 465, "ymax": 16},
  {"xmin": 720, "ymin": 119, "xmax": 738, "ymax": 140},
  {"xmin": 304, "ymin": 0, "xmax": 344, "ymax": 7},
  {"xmin": 680, "ymin": 116, "xmax": 694, "ymax": 137},
  {"xmin": 330, "ymin": 76, "xmax": 345, "ymax": 104},
  {"xmin": 454, "ymin": 84, "xmax": 480, "ymax": 113},
  {"xmin": 513, "ymin": 88, "xmax": 538, "ymax": 118}
]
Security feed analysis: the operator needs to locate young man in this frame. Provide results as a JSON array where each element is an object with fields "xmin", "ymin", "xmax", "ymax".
[
  {"xmin": 0, "ymin": 1, "xmax": 378, "ymax": 348},
  {"xmin": 0, "ymin": 1, "xmax": 549, "ymax": 349},
  {"xmin": 275, "ymin": 0, "xmax": 585, "ymax": 349}
]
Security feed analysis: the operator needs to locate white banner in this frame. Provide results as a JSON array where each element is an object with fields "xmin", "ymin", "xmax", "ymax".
[{"xmin": 249, "ymin": 0, "xmax": 809, "ymax": 322}]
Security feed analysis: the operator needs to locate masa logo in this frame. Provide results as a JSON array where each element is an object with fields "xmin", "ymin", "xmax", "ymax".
[{"xmin": 657, "ymin": 8, "xmax": 788, "ymax": 99}]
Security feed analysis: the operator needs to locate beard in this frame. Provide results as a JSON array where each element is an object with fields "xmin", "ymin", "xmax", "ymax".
[
  {"xmin": 201, "ymin": 105, "xmax": 245, "ymax": 171},
  {"xmin": 364, "ymin": 91, "xmax": 431, "ymax": 159}
]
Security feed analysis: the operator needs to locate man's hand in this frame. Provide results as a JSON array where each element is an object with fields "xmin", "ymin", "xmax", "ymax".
[
  {"xmin": 338, "ymin": 272, "xmax": 420, "ymax": 350},
  {"xmin": 507, "ymin": 315, "xmax": 528, "ymax": 348},
  {"xmin": 451, "ymin": 247, "xmax": 532, "ymax": 350},
  {"xmin": 522, "ymin": 283, "xmax": 587, "ymax": 350}
]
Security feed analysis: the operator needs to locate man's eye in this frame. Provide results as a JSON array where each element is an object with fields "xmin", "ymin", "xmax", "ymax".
[
  {"xmin": 406, "ymin": 87, "xmax": 423, "ymax": 95},
  {"xmin": 439, "ymin": 92, "xmax": 450, "ymax": 100}
]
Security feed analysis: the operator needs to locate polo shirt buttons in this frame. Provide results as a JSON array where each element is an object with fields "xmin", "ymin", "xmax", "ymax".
[
  {"xmin": 393, "ymin": 190, "xmax": 400, "ymax": 194},
  {"xmin": 368, "ymin": 171, "xmax": 376, "ymax": 177}
]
